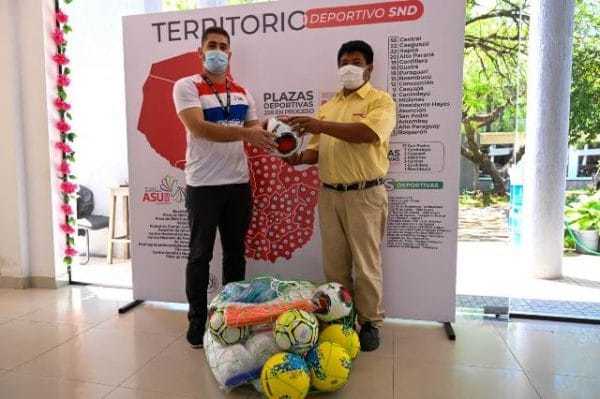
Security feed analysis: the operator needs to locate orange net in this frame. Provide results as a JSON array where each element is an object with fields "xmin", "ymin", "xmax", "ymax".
[{"xmin": 224, "ymin": 299, "xmax": 317, "ymax": 327}]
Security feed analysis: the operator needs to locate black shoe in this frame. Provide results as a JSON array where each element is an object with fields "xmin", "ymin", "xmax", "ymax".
[
  {"xmin": 359, "ymin": 322, "xmax": 380, "ymax": 352},
  {"xmin": 186, "ymin": 321, "xmax": 205, "ymax": 348}
]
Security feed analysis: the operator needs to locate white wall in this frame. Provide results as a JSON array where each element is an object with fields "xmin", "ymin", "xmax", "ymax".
[
  {"xmin": 0, "ymin": 0, "xmax": 62, "ymax": 284},
  {"xmin": 0, "ymin": 1, "xmax": 30, "ymax": 281}
]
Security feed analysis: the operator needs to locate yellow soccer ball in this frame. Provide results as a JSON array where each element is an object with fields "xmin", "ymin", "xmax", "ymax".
[
  {"xmin": 306, "ymin": 342, "xmax": 351, "ymax": 392},
  {"xmin": 319, "ymin": 324, "xmax": 360, "ymax": 360},
  {"xmin": 260, "ymin": 352, "xmax": 310, "ymax": 399}
]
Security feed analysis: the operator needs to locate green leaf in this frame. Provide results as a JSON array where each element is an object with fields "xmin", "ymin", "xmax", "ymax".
[
  {"xmin": 63, "ymin": 25, "xmax": 72, "ymax": 34},
  {"xmin": 68, "ymin": 217, "xmax": 76, "ymax": 225},
  {"xmin": 66, "ymin": 112, "xmax": 72, "ymax": 120},
  {"xmin": 68, "ymin": 174, "xmax": 76, "ymax": 179},
  {"xmin": 68, "ymin": 236, "xmax": 75, "ymax": 246},
  {"xmin": 64, "ymin": 256, "xmax": 73, "ymax": 265},
  {"xmin": 64, "ymin": 67, "xmax": 71, "ymax": 75},
  {"xmin": 66, "ymin": 133, "xmax": 77, "ymax": 141}
]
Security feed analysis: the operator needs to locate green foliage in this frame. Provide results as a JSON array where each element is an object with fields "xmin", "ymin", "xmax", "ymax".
[
  {"xmin": 564, "ymin": 229, "xmax": 576, "ymax": 250},
  {"xmin": 463, "ymin": 0, "xmax": 600, "ymax": 144},
  {"xmin": 463, "ymin": 0, "xmax": 528, "ymax": 132},
  {"xmin": 569, "ymin": 0, "xmax": 600, "ymax": 145},
  {"xmin": 162, "ymin": 0, "xmax": 197, "ymax": 10},
  {"xmin": 565, "ymin": 192, "xmax": 600, "ymax": 231},
  {"xmin": 565, "ymin": 189, "xmax": 594, "ymax": 207},
  {"xmin": 459, "ymin": 190, "xmax": 508, "ymax": 208}
]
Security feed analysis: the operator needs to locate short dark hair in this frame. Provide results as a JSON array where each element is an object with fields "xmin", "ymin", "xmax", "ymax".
[
  {"xmin": 201, "ymin": 27, "xmax": 230, "ymax": 45},
  {"xmin": 337, "ymin": 40, "xmax": 374, "ymax": 65}
]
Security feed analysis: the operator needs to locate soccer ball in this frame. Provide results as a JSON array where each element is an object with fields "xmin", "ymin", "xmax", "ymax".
[
  {"xmin": 312, "ymin": 282, "xmax": 353, "ymax": 322},
  {"xmin": 208, "ymin": 307, "xmax": 250, "ymax": 345},
  {"xmin": 274, "ymin": 309, "xmax": 319, "ymax": 354},
  {"xmin": 267, "ymin": 118, "xmax": 301, "ymax": 158},
  {"xmin": 245, "ymin": 331, "xmax": 280, "ymax": 366},
  {"xmin": 306, "ymin": 341, "xmax": 352, "ymax": 392},
  {"xmin": 319, "ymin": 324, "xmax": 360, "ymax": 360},
  {"xmin": 260, "ymin": 352, "xmax": 310, "ymax": 399}
]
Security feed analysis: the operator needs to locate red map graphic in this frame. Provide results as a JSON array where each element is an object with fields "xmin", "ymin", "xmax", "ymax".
[
  {"xmin": 138, "ymin": 52, "xmax": 202, "ymax": 170},
  {"xmin": 137, "ymin": 52, "xmax": 321, "ymax": 263},
  {"xmin": 245, "ymin": 145, "xmax": 320, "ymax": 262}
]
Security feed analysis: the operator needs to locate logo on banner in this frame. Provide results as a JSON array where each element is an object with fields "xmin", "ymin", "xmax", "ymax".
[
  {"xmin": 383, "ymin": 178, "xmax": 444, "ymax": 191},
  {"xmin": 306, "ymin": 1, "xmax": 424, "ymax": 29},
  {"xmin": 142, "ymin": 175, "xmax": 186, "ymax": 204}
]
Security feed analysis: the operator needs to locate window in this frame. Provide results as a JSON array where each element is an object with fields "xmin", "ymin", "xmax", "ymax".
[{"xmin": 577, "ymin": 155, "xmax": 600, "ymax": 177}]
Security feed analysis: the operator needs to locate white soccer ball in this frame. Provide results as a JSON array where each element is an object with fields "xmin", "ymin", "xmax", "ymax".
[
  {"xmin": 312, "ymin": 282, "xmax": 353, "ymax": 322},
  {"xmin": 274, "ymin": 309, "xmax": 319, "ymax": 354},
  {"xmin": 208, "ymin": 308, "xmax": 250, "ymax": 345}
]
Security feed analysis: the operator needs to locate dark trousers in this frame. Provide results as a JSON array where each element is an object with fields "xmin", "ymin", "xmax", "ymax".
[{"xmin": 185, "ymin": 183, "xmax": 252, "ymax": 326}]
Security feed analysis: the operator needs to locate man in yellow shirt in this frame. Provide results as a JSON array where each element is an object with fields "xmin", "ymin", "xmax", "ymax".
[{"xmin": 286, "ymin": 40, "xmax": 396, "ymax": 351}]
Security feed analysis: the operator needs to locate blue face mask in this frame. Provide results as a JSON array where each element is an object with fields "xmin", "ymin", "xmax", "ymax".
[{"xmin": 203, "ymin": 50, "xmax": 229, "ymax": 74}]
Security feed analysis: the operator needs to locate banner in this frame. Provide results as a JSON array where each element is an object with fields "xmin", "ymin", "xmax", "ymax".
[{"xmin": 123, "ymin": 0, "xmax": 465, "ymax": 321}]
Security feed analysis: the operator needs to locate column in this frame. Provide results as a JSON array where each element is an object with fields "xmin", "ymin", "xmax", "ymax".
[{"xmin": 522, "ymin": 0, "xmax": 575, "ymax": 279}]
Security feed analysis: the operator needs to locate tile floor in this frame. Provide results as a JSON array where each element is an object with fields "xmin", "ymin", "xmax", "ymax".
[{"xmin": 0, "ymin": 286, "xmax": 599, "ymax": 398}]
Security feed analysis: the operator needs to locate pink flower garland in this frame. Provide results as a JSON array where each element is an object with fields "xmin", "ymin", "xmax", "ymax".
[
  {"xmin": 57, "ymin": 74, "xmax": 71, "ymax": 87},
  {"xmin": 52, "ymin": 29, "xmax": 65, "ymax": 45},
  {"xmin": 53, "ymin": 3, "xmax": 78, "ymax": 266},
  {"xmin": 61, "ymin": 204, "xmax": 74, "ymax": 215},
  {"xmin": 56, "ymin": 11, "xmax": 69, "ymax": 23},
  {"xmin": 58, "ymin": 161, "xmax": 71, "ymax": 175},
  {"xmin": 55, "ymin": 142, "xmax": 73, "ymax": 153},
  {"xmin": 56, "ymin": 120, "xmax": 71, "ymax": 132},
  {"xmin": 60, "ymin": 223, "xmax": 76, "ymax": 235},
  {"xmin": 52, "ymin": 54, "xmax": 70, "ymax": 65},
  {"xmin": 54, "ymin": 98, "xmax": 71, "ymax": 111}
]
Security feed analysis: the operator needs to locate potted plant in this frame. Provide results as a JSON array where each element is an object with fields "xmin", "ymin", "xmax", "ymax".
[{"xmin": 565, "ymin": 194, "xmax": 600, "ymax": 254}]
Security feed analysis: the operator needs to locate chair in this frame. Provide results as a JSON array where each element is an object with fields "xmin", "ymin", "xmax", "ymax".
[{"xmin": 76, "ymin": 185, "xmax": 109, "ymax": 265}]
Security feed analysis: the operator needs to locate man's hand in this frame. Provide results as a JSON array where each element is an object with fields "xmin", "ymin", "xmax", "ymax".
[
  {"xmin": 283, "ymin": 149, "xmax": 319, "ymax": 166},
  {"xmin": 283, "ymin": 152, "xmax": 304, "ymax": 166},
  {"xmin": 243, "ymin": 127, "xmax": 277, "ymax": 151},
  {"xmin": 288, "ymin": 116, "xmax": 324, "ymax": 135}
]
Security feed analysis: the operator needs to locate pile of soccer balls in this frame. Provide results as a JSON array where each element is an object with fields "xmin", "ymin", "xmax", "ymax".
[{"xmin": 207, "ymin": 281, "xmax": 361, "ymax": 398}]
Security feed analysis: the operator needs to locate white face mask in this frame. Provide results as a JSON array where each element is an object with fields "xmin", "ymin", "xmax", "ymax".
[
  {"xmin": 338, "ymin": 65, "xmax": 365, "ymax": 90},
  {"xmin": 203, "ymin": 50, "xmax": 229, "ymax": 74}
]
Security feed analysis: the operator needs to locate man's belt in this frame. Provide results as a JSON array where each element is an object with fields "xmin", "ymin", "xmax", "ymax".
[{"xmin": 323, "ymin": 178, "xmax": 384, "ymax": 192}]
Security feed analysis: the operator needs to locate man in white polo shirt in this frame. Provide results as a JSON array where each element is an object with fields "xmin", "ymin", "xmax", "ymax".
[{"xmin": 173, "ymin": 27, "xmax": 275, "ymax": 348}]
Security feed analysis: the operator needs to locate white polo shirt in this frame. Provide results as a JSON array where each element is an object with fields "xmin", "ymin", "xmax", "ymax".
[{"xmin": 173, "ymin": 74, "xmax": 258, "ymax": 187}]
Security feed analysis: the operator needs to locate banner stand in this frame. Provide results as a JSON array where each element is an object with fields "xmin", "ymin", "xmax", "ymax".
[
  {"xmin": 122, "ymin": 0, "xmax": 466, "ymax": 328},
  {"xmin": 118, "ymin": 299, "xmax": 145, "ymax": 314},
  {"xmin": 443, "ymin": 322, "xmax": 456, "ymax": 340},
  {"xmin": 116, "ymin": 298, "xmax": 456, "ymax": 340}
]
